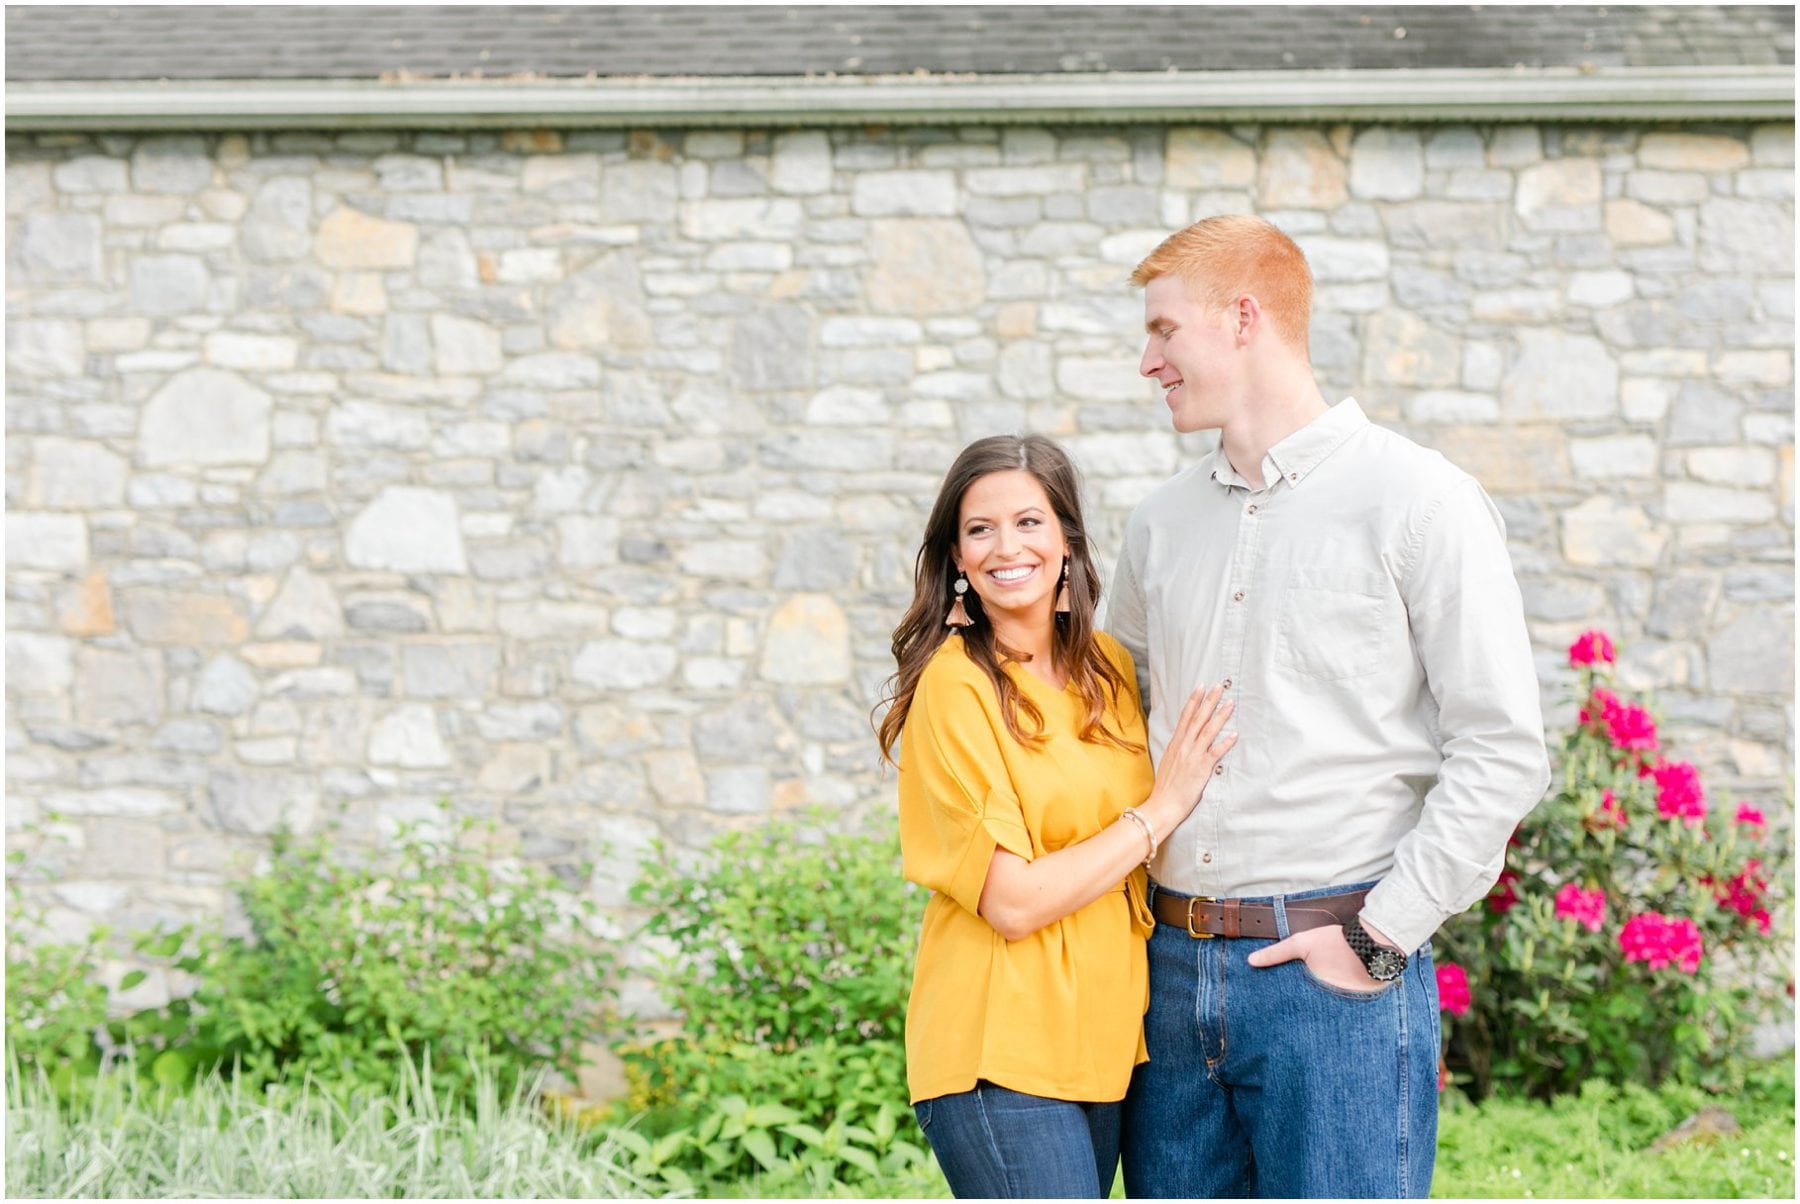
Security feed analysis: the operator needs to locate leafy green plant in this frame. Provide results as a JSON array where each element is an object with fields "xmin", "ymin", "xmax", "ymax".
[
  {"xmin": 135, "ymin": 809, "xmax": 620, "ymax": 1105},
  {"xmin": 5, "ymin": 1052, "xmax": 651, "ymax": 1199},
  {"xmin": 616, "ymin": 812, "xmax": 930, "ymax": 1191},
  {"xmin": 1434, "ymin": 630, "xmax": 1792, "ymax": 1100}
]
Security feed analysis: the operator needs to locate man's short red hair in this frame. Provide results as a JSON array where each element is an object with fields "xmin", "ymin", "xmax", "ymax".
[{"xmin": 1131, "ymin": 215, "xmax": 1314, "ymax": 357}]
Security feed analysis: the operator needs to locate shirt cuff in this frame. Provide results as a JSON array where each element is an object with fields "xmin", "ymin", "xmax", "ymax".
[{"xmin": 1360, "ymin": 875, "xmax": 1444, "ymax": 957}]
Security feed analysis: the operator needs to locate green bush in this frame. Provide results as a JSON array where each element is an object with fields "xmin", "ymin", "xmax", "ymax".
[
  {"xmin": 8, "ymin": 810, "xmax": 620, "ymax": 1108},
  {"xmin": 616, "ymin": 811, "xmax": 930, "ymax": 1193},
  {"xmin": 157, "ymin": 814, "xmax": 620, "ymax": 1103},
  {"xmin": 1435, "ymin": 630, "xmax": 1792, "ymax": 1100}
]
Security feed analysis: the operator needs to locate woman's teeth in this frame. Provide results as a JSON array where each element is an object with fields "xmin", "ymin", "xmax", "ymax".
[{"xmin": 991, "ymin": 566, "xmax": 1035, "ymax": 582}]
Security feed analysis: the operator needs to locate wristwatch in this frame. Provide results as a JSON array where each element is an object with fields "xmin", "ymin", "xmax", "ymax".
[{"xmin": 1344, "ymin": 914, "xmax": 1408, "ymax": 982}]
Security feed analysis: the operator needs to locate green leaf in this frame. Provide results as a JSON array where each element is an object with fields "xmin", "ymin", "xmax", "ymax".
[
  {"xmin": 740, "ymin": 1128, "xmax": 780, "ymax": 1173},
  {"xmin": 119, "ymin": 969, "xmax": 147, "ymax": 992}
]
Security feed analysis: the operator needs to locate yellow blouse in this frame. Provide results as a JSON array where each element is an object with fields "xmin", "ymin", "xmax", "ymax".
[{"xmin": 898, "ymin": 632, "xmax": 1157, "ymax": 1105}]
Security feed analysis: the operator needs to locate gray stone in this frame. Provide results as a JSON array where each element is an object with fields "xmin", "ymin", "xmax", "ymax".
[
  {"xmin": 11, "ymin": 213, "xmax": 103, "ymax": 283},
  {"xmin": 571, "ymin": 640, "xmax": 677, "ymax": 690},
  {"xmin": 130, "ymin": 136, "xmax": 213, "ymax": 192},
  {"xmin": 1666, "ymin": 383, "xmax": 1744, "ymax": 446},
  {"xmin": 472, "ymin": 702, "xmax": 564, "ymax": 741},
  {"xmin": 1699, "ymin": 197, "xmax": 1794, "ymax": 274},
  {"xmin": 27, "ymin": 437, "xmax": 127, "ymax": 509},
  {"xmin": 1708, "ymin": 608, "xmax": 1794, "ymax": 695},
  {"xmin": 139, "ymin": 368, "xmax": 271, "ymax": 468},
  {"xmin": 367, "ymin": 704, "xmax": 451, "ymax": 768},
  {"xmin": 1647, "ymin": 573, "xmax": 1722, "ymax": 638},
  {"xmin": 771, "ymin": 528, "xmax": 859, "ymax": 590},
  {"xmin": 1501, "ymin": 331, "xmax": 1617, "ymax": 420},
  {"xmin": 150, "ymin": 718, "xmax": 224, "ymax": 754},
  {"xmin": 256, "ymin": 566, "xmax": 344, "ymax": 640},
  {"xmin": 52, "ymin": 155, "xmax": 129, "ymax": 193},
  {"xmin": 75, "ymin": 647, "xmax": 163, "ymax": 727},
  {"xmin": 759, "ymin": 594, "xmax": 851, "ymax": 685},
  {"xmin": 129, "ymin": 255, "xmax": 210, "ymax": 315},
  {"xmin": 1349, "ymin": 128, "xmax": 1424, "ymax": 199},
  {"xmin": 324, "ymin": 400, "xmax": 432, "ymax": 450},
  {"xmin": 500, "ymin": 352, "xmax": 600, "ymax": 389},
  {"xmin": 705, "ymin": 766, "xmax": 770, "ymax": 814},
  {"xmin": 7, "ymin": 512, "xmax": 89, "ymax": 572},
  {"xmin": 209, "ymin": 769, "xmax": 318, "ymax": 835},
  {"xmin": 600, "ymin": 160, "xmax": 678, "ymax": 223},
  {"xmin": 549, "ymin": 252, "xmax": 651, "ymax": 352},
  {"xmin": 729, "ymin": 304, "xmax": 813, "ymax": 391},
  {"xmin": 770, "ymin": 131, "xmax": 832, "ymax": 194},
  {"xmin": 192, "ymin": 654, "xmax": 258, "ymax": 716},
  {"xmin": 345, "ymin": 487, "xmax": 468, "ymax": 573}
]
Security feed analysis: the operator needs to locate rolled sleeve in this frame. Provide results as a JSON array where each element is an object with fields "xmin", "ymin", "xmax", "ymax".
[
  {"xmin": 1364, "ymin": 478, "xmax": 1552, "ymax": 953},
  {"xmin": 899, "ymin": 665, "xmax": 1035, "ymax": 917}
]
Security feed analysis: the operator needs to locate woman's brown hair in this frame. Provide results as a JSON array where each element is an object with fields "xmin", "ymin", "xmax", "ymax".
[{"xmin": 874, "ymin": 434, "xmax": 1142, "ymax": 765}]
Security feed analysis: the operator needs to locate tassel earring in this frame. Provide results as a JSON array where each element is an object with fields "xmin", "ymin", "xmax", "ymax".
[
  {"xmin": 945, "ymin": 572, "xmax": 973, "ymax": 628},
  {"xmin": 1054, "ymin": 559, "xmax": 1072, "ymax": 614}
]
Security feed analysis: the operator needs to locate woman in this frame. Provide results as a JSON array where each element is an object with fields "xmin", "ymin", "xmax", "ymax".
[{"xmin": 876, "ymin": 435, "xmax": 1236, "ymax": 1199}]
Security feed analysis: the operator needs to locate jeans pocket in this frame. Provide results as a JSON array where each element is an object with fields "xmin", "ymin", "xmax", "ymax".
[
  {"xmin": 1296, "ymin": 960, "xmax": 1401, "ymax": 1002},
  {"xmin": 913, "ymin": 1099, "xmax": 932, "ymax": 1133}
]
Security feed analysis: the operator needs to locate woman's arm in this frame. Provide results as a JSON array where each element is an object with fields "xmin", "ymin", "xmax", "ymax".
[{"xmin": 977, "ymin": 683, "xmax": 1236, "ymax": 942}]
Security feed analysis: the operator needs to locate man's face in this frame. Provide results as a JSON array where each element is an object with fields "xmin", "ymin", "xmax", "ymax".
[{"xmin": 1139, "ymin": 274, "xmax": 1241, "ymax": 434}]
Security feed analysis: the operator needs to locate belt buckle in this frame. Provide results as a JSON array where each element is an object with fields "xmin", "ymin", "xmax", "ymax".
[{"xmin": 1185, "ymin": 896, "xmax": 1217, "ymax": 939}]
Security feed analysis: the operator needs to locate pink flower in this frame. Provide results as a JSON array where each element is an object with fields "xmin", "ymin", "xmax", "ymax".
[
  {"xmin": 1579, "ymin": 686, "xmax": 1620, "ymax": 727},
  {"xmin": 1584, "ymin": 789, "xmax": 1628, "ymax": 833},
  {"xmin": 1487, "ymin": 869, "xmax": 1520, "ymax": 915},
  {"xmin": 1619, "ymin": 912, "xmax": 1705, "ymax": 974},
  {"xmin": 1604, "ymin": 700, "xmax": 1659, "ymax": 753},
  {"xmin": 1437, "ymin": 962, "xmax": 1472, "ymax": 1016},
  {"xmin": 1553, "ymin": 883, "xmax": 1608, "ymax": 932},
  {"xmin": 1715, "ymin": 860, "xmax": 1773, "ymax": 935},
  {"xmin": 1735, "ymin": 803, "xmax": 1768, "ymax": 835},
  {"xmin": 1650, "ymin": 760, "xmax": 1707, "ymax": 825},
  {"xmin": 1569, "ymin": 630, "xmax": 1616, "ymax": 667}
]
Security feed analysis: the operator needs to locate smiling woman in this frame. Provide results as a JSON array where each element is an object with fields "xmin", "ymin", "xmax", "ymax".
[{"xmin": 872, "ymin": 434, "xmax": 1236, "ymax": 1199}]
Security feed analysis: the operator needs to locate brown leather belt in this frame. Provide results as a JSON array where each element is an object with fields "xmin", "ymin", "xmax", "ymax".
[{"xmin": 1150, "ymin": 887, "xmax": 1369, "ymax": 939}]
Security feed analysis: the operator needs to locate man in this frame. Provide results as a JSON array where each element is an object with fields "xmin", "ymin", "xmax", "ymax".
[{"xmin": 1105, "ymin": 214, "xmax": 1550, "ymax": 1198}]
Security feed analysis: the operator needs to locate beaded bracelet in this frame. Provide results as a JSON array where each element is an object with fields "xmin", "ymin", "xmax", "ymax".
[{"xmin": 1120, "ymin": 807, "xmax": 1157, "ymax": 867}]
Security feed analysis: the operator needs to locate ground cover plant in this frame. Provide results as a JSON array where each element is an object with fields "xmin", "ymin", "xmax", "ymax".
[
  {"xmin": 612, "ymin": 811, "xmax": 932, "ymax": 1195},
  {"xmin": 1434, "ymin": 629, "xmax": 1792, "ymax": 1100},
  {"xmin": 5, "ymin": 1055, "xmax": 648, "ymax": 1198}
]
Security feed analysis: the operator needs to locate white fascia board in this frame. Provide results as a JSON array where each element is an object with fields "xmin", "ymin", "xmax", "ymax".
[{"xmin": 6, "ymin": 66, "xmax": 1793, "ymax": 129}]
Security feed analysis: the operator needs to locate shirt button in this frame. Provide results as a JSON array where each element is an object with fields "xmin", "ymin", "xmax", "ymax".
[
  {"xmin": 1213, "ymin": 764, "xmax": 1224, "ymax": 775},
  {"xmin": 1233, "ymin": 591, "xmax": 1244, "ymax": 601},
  {"xmin": 1246, "ymin": 504, "xmax": 1257, "ymax": 514},
  {"xmin": 1289, "ymin": 473, "xmax": 1298, "ymax": 482},
  {"xmin": 1222, "ymin": 678, "xmax": 1232, "ymax": 689},
  {"xmin": 1202, "ymin": 852, "xmax": 1213, "ymax": 864}
]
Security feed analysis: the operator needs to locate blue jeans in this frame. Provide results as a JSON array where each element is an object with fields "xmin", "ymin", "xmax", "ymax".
[
  {"xmin": 1122, "ymin": 882, "xmax": 1439, "ymax": 1199},
  {"xmin": 916, "ymin": 1081, "xmax": 1122, "ymax": 1199}
]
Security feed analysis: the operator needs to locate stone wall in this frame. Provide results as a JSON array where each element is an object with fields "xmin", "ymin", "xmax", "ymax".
[{"xmin": 5, "ymin": 121, "xmax": 1793, "ymax": 1013}]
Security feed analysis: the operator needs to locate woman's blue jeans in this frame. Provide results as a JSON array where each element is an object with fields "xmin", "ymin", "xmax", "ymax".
[
  {"xmin": 915, "ymin": 1081, "xmax": 1121, "ymax": 1199},
  {"xmin": 1121, "ymin": 881, "xmax": 1440, "ymax": 1199}
]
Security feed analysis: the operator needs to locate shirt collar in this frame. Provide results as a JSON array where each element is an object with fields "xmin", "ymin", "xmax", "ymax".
[{"xmin": 1207, "ymin": 397, "xmax": 1369, "ymax": 490}]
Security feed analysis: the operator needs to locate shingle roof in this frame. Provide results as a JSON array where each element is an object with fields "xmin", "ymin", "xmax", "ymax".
[{"xmin": 7, "ymin": 4, "xmax": 1793, "ymax": 83}]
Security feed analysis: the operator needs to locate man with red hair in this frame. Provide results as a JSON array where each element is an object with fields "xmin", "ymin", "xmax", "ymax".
[{"xmin": 1106, "ymin": 215, "xmax": 1550, "ymax": 1198}]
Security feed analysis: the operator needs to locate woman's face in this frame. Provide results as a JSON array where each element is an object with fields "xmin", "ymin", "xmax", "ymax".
[{"xmin": 952, "ymin": 469, "xmax": 1069, "ymax": 626}]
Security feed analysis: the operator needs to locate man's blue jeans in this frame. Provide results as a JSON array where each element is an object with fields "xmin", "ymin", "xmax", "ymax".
[
  {"xmin": 916, "ymin": 1081, "xmax": 1122, "ymax": 1198},
  {"xmin": 1122, "ymin": 882, "xmax": 1440, "ymax": 1199}
]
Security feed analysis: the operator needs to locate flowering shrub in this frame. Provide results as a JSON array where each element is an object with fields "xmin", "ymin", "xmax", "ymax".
[{"xmin": 1434, "ymin": 629, "xmax": 1791, "ymax": 1100}]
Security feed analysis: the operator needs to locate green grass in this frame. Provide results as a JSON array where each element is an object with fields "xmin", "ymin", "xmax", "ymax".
[
  {"xmin": 5, "ymin": 1059, "xmax": 652, "ymax": 1199},
  {"xmin": 9, "ymin": 1058, "xmax": 1791, "ymax": 1198},
  {"xmin": 1434, "ymin": 1059, "xmax": 1795, "ymax": 1199}
]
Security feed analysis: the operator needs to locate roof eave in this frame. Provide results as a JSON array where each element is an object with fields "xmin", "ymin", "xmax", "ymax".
[{"xmin": 6, "ymin": 66, "xmax": 1793, "ymax": 130}]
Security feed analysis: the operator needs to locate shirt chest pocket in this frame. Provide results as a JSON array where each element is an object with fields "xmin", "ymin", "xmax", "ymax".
[{"xmin": 1274, "ymin": 568, "xmax": 1392, "ymax": 681}]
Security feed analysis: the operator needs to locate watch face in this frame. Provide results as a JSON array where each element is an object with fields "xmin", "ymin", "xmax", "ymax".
[{"xmin": 1369, "ymin": 948, "xmax": 1406, "ymax": 981}]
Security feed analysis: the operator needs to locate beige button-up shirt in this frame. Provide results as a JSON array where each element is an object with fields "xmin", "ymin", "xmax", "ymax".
[{"xmin": 1105, "ymin": 398, "xmax": 1551, "ymax": 953}]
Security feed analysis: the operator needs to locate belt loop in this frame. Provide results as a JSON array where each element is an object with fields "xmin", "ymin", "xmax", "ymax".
[{"xmin": 1272, "ymin": 894, "xmax": 1291, "ymax": 940}]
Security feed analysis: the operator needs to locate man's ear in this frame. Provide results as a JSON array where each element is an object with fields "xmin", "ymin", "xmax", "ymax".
[{"xmin": 1232, "ymin": 294, "xmax": 1262, "ymax": 345}]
